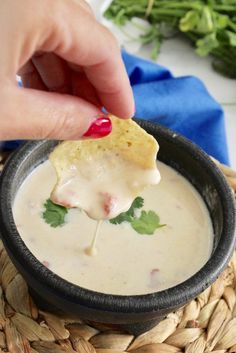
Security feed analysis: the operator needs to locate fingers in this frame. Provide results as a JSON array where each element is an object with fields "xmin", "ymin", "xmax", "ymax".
[
  {"xmin": 45, "ymin": 0, "xmax": 135, "ymax": 118},
  {"xmin": 0, "ymin": 0, "xmax": 134, "ymax": 143},
  {"xmin": 18, "ymin": 61, "xmax": 46, "ymax": 91},
  {"xmin": 20, "ymin": 53, "xmax": 70, "ymax": 93},
  {"xmin": 0, "ymin": 83, "xmax": 107, "ymax": 140},
  {"xmin": 71, "ymin": 71, "xmax": 102, "ymax": 107},
  {"xmin": 84, "ymin": 55, "xmax": 134, "ymax": 118},
  {"xmin": 32, "ymin": 53, "xmax": 71, "ymax": 93},
  {"xmin": 19, "ymin": 56, "xmax": 103, "ymax": 107},
  {"xmin": 20, "ymin": 56, "xmax": 103, "ymax": 107}
]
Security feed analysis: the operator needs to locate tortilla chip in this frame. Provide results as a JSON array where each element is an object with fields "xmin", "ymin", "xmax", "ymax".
[
  {"xmin": 50, "ymin": 116, "xmax": 159, "ymax": 171},
  {"xmin": 49, "ymin": 116, "xmax": 160, "ymax": 219}
]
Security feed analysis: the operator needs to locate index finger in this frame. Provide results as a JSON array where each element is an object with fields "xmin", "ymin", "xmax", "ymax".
[{"xmin": 47, "ymin": 1, "xmax": 135, "ymax": 118}]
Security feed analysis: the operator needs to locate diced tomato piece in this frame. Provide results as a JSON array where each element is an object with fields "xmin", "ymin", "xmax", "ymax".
[{"xmin": 100, "ymin": 192, "xmax": 116, "ymax": 217}]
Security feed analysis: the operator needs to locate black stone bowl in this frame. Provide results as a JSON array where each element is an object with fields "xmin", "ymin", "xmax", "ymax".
[{"xmin": 0, "ymin": 120, "xmax": 235, "ymax": 335}]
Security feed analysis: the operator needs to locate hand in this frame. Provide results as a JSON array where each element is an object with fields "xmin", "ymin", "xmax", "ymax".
[{"xmin": 0, "ymin": 0, "xmax": 134, "ymax": 140}]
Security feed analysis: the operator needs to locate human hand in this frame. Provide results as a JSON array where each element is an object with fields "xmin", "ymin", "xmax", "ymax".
[{"xmin": 0, "ymin": 0, "xmax": 134, "ymax": 140}]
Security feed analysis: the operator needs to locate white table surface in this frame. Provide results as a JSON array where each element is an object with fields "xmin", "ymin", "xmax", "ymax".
[{"xmin": 89, "ymin": 0, "xmax": 236, "ymax": 169}]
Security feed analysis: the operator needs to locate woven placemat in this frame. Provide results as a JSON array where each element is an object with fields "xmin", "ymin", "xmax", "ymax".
[{"xmin": 0, "ymin": 155, "xmax": 235, "ymax": 353}]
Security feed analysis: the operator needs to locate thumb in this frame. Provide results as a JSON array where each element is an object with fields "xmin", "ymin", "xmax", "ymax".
[{"xmin": 0, "ymin": 84, "xmax": 111, "ymax": 140}]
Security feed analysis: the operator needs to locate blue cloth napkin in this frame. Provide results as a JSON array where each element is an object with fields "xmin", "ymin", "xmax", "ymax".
[
  {"xmin": 122, "ymin": 51, "xmax": 229, "ymax": 165},
  {"xmin": 2, "ymin": 51, "xmax": 229, "ymax": 164}
]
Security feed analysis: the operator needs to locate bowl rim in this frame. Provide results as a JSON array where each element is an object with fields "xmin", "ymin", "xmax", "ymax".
[{"xmin": 0, "ymin": 121, "xmax": 235, "ymax": 314}]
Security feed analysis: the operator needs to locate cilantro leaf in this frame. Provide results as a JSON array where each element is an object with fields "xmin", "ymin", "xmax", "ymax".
[
  {"xmin": 131, "ymin": 210, "xmax": 166, "ymax": 235},
  {"xmin": 42, "ymin": 199, "xmax": 68, "ymax": 228},
  {"xmin": 109, "ymin": 212, "xmax": 133, "ymax": 225},
  {"xmin": 109, "ymin": 196, "xmax": 144, "ymax": 224},
  {"xmin": 109, "ymin": 197, "xmax": 165, "ymax": 235},
  {"xmin": 130, "ymin": 196, "xmax": 144, "ymax": 212}
]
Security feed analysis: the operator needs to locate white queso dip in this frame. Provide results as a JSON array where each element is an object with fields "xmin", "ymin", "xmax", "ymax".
[{"xmin": 13, "ymin": 160, "xmax": 213, "ymax": 295}]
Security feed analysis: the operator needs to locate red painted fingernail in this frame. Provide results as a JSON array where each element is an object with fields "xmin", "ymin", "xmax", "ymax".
[{"xmin": 83, "ymin": 116, "xmax": 112, "ymax": 139}]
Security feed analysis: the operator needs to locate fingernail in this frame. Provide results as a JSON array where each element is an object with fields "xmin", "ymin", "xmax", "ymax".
[{"xmin": 83, "ymin": 116, "xmax": 112, "ymax": 139}]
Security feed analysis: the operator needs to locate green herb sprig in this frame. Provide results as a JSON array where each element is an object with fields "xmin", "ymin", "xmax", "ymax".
[
  {"xmin": 42, "ymin": 197, "xmax": 165, "ymax": 235},
  {"xmin": 110, "ymin": 196, "xmax": 165, "ymax": 235},
  {"xmin": 42, "ymin": 199, "xmax": 68, "ymax": 228},
  {"xmin": 109, "ymin": 196, "xmax": 144, "ymax": 224},
  {"xmin": 104, "ymin": 0, "xmax": 236, "ymax": 78},
  {"xmin": 131, "ymin": 210, "xmax": 165, "ymax": 235}
]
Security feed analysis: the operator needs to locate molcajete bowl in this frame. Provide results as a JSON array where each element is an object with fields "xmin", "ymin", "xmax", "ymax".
[{"xmin": 0, "ymin": 120, "xmax": 235, "ymax": 335}]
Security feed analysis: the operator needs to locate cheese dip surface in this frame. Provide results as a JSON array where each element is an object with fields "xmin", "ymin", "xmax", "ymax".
[{"xmin": 13, "ymin": 160, "xmax": 213, "ymax": 295}]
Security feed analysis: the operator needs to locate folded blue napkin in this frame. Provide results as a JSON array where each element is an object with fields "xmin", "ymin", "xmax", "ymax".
[
  {"xmin": 122, "ymin": 51, "xmax": 229, "ymax": 165},
  {"xmin": 2, "ymin": 51, "xmax": 229, "ymax": 164}
]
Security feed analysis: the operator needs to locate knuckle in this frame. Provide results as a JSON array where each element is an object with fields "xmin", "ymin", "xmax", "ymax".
[
  {"xmin": 73, "ymin": 0, "xmax": 94, "ymax": 16},
  {"xmin": 55, "ymin": 114, "xmax": 76, "ymax": 138},
  {"xmin": 102, "ymin": 26, "xmax": 120, "ymax": 53}
]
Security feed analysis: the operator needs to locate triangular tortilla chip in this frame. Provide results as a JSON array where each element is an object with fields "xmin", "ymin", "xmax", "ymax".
[{"xmin": 50, "ymin": 116, "xmax": 160, "ymax": 220}]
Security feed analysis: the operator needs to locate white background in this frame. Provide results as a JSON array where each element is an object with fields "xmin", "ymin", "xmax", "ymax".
[{"xmin": 89, "ymin": 0, "xmax": 236, "ymax": 169}]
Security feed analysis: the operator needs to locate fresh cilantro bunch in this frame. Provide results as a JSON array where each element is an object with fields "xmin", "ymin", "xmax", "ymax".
[
  {"xmin": 105, "ymin": 0, "xmax": 236, "ymax": 78},
  {"xmin": 42, "ymin": 199, "xmax": 68, "ymax": 227},
  {"xmin": 110, "ymin": 196, "xmax": 165, "ymax": 235}
]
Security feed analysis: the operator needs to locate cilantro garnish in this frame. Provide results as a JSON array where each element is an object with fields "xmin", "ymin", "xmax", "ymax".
[
  {"xmin": 130, "ymin": 196, "xmax": 144, "ymax": 211},
  {"xmin": 131, "ymin": 210, "xmax": 165, "ymax": 235},
  {"xmin": 110, "ymin": 196, "xmax": 165, "ymax": 235},
  {"xmin": 109, "ymin": 196, "xmax": 144, "ymax": 224},
  {"xmin": 42, "ymin": 196, "xmax": 165, "ymax": 235},
  {"xmin": 42, "ymin": 199, "xmax": 68, "ymax": 228}
]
